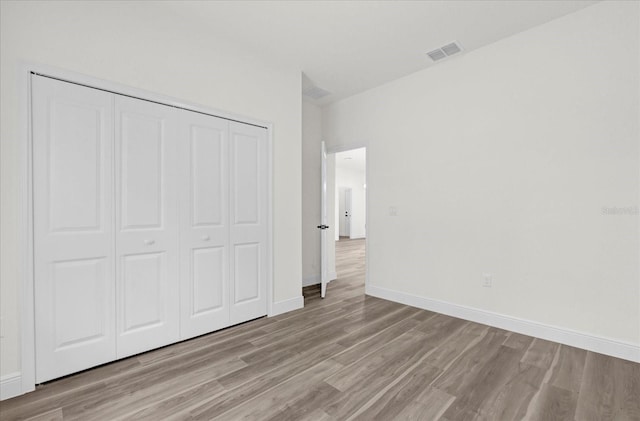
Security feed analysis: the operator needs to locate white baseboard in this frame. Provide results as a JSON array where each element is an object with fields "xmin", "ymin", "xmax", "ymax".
[
  {"xmin": 270, "ymin": 295, "xmax": 304, "ymax": 317},
  {"xmin": 366, "ymin": 284, "xmax": 640, "ymax": 363},
  {"xmin": 1, "ymin": 372, "xmax": 22, "ymax": 401},
  {"xmin": 302, "ymin": 271, "xmax": 338, "ymax": 287}
]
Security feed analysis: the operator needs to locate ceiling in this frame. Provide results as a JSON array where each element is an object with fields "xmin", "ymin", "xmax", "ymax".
[
  {"xmin": 335, "ymin": 148, "xmax": 366, "ymax": 173},
  {"xmin": 161, "ymin": 1, "xmax": 597, "ymax": 105}
]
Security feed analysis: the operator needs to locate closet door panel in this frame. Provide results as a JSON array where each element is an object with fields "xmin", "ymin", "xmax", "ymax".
[
  {"xmin": 115, "ymin": 96, "xmax": 179, "ymax": 358},
  {"xmin": 229, "ymin": 122, "xmax": 268, "ymax": 324},
  {"xmin": 33, "ymin": 76, "xmax": 116, "ymax": 383},
  {"xmin": 234, "ymin": 243, "xmax": 260, "ymax": 303},
  {"xmin": 121, "ymin": 252, "xmax": 165, "ymax": 331},
  {"xmin": 192, "ymin": 247, "xmax": 225, "ymax": 312},
  {"xmin": 120, "ymin": 113, "xmax": 164, "ymax": 228},
  {"xmin": 179, "ymin": 111, "xmax": 230, "ymax": 339}
]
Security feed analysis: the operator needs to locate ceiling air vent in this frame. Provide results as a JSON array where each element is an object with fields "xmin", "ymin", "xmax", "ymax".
[
  {"xmin": 441, "ymin": 42, "xmax": 461, "ymax": 56},
  {"xmin": 427, "ymin": 49, "xmax": 447, "ymax": 62},
  {"xmin": 427, "ymin": 41, "xmax": 463, "ymax": 62},
  {"xmin": 303, "ymin": 86, "xmax": 331, "ymax": 100}
]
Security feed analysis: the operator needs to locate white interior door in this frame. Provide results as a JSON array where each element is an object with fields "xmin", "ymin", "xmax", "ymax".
[
  {"xmin": 320, "ymin": 141, "xmax": 329, "ymax": 298},
  {"xmin": 179, "ymin": 110, "xmax": 230, "ymax": 339},
  {"xmin": 229, "ymin": 122, "xmax": 268, "ymax": 324},
  {"xmin": 339, "ymin": 188, "xmax": 352, "ymax": 237},
  {"xmin": 33, "ymin": 76, "xmax": 116, "ymax": 383},
  {"xmin": 345, "ymin": 189, "xmax": 352, "ymax": 238},
  {"xmin": 114, "ymin": 95, "xmax": 179, "ymax": 358}
]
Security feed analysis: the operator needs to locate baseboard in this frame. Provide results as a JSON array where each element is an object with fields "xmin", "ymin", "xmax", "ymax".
[
  {"xmin": 270, "ymin": 295, "xmax": 304, "ymax": 317},
  {"xmin": 1, "ymin": 372, "xmax": 22, "ymax": 401},
  {"xmin": 302, "ymin": 271, "xmax": 338, "ymax": 287},
  {"xmin": 366, "ymin": 284, "xmax": 640, "ymax": 363}
]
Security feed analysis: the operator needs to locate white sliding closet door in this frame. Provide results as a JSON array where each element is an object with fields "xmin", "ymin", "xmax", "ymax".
[
  {"xmin": 33, "ymin": 76, "xmax": 116, "ymax": 383},
  {"xmin": 229, "ymin": 122, "xmax": 268, "ymax": 324},
  {"xmin": 114, "ymin": 95, "xmax": 179, "ymax": 358},
  {"xmin": 179, "ymin": 111, "xmax": 230, "ymax": 339}
]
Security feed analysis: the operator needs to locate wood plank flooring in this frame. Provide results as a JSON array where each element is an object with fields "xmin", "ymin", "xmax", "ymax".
[{"xmin": 1, "ymin": 238, "xmax": 639, "ymax": 420}]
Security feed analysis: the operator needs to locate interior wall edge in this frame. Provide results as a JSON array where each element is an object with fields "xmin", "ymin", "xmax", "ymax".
[{"xmin": 270, "ymin": 295, "xmax": 304, "ymax": 317}]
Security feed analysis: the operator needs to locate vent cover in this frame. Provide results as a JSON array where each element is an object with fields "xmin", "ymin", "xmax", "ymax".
[
  {"xmin": 427, "ymin": 49, "xmax": 447, "ymax": 62},
  {"xmin": 303, "ymin": 86, "xmax": 331, "ymax": 100},
  {"xmin": 427, "ymin": 41, "xmax": 463, "ymax": 62}
]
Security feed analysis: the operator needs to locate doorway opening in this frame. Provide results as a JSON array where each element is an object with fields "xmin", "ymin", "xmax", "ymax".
[
  {"xmin": 303, "ymin": 144, "xmax": 367, "ymax": 303},
  {"xmin": 333, "ymin": 147, "xmax": 366, "ymax": 292},
  {"xmin": 314, "ymin": 146, "xmax": 367, "ymax": 301},
  {"xmin": 335, "ymin": 148, "xmax": 366, "ymax": 242}
]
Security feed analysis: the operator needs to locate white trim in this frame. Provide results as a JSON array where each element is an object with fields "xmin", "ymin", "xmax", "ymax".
[
  {"xmin": 24, "ymin": 62, "xmax": 270, "ymax": 128},
  {"xmin": 270, "ymin": 296, "xmax": 304, "ymax": 317},
  {"xmin": 0, "ymin": 373, "xmax": 23, "ymax": 401},
  {"xmin": 366, "ymin": 284, "xmax": 640, "ymax": 363},
  {"xmin": 364, "ymin": 145, "xmax": 369, "ymax": 291},
  {"xmin": 328, "ymin": 270, "xmax": 337, "ymax": 282},
  {"xmin": 19, "ymin": 62, "xmax": 36, "ymax": 396},
  {"xmin": 266, "ymin": 121, "xmax": 274, "ymax": 319},
  {"xmin": 20, "ymin": 61, "xmax": 275, "ymax": 395}
]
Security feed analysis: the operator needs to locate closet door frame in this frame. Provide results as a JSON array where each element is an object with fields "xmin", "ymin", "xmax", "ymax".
[{"xmin": 18, "ymin": 63, "xmax": 273, "ymax": 395}]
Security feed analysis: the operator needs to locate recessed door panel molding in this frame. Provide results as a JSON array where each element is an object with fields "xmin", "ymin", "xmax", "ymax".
[
  {"xmin": 115, "ymin": 95, "xmax": 179, "ymax": 358},
  {"xmin": 119, "ymin": 113, "xmax": 164, "ymax": 230},
  {"xmin": 229, "ymin": 122, "xmax": 268, "ymax": 324},
  {"xmin": 233, "ymin": 243, "xmax": 260, "ymax": 304},
  {"xmin": 48, "ymin": 101, "xmax": 103, "ymax": 233},
  {"xmin": 232, "ymin": 133, "xmax": 260, "ymax": 225},
  {"xmin": 52, "ymin": 258, "xmax": 109, "ymax": 349},
  {"xmin": 121, "ymin": 252, "xmax": 165, "ymax": 332},
  {"xmin": 191, "ymin": 125, "xmax": 225, "ymax": 227},
  {"xmin": 33, "ymin": 75, "xmax": 116, "ymax": 383},
  {"xmin": 179, "ymin": 111, "xmax": 230, "ymax": 340},
  {"xmin": 191, "ymin": 247, "xmax": 225, "ymax": 314}
]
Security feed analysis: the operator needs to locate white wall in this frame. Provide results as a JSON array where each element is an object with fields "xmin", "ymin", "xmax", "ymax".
[
  {"xmin": 0, "ymin": 1, "xmax": 302, "ymax": 379},
  {"xmin": 323, "ymin": 1, "xmax": 639, "ymax": 350},
  {"xmin": 336, "ymin": 167, "xmax": 367, "ymax": 239}
]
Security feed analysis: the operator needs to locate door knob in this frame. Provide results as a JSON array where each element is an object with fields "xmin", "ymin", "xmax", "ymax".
[{"xmin": 144, "ymin": 239, "xmax": 155, "ymax": 246}]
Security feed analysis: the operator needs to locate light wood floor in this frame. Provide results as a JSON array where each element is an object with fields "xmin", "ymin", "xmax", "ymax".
[{"xmin": 1, "ymin": 238, "xmax": 639, "ymax": 420}]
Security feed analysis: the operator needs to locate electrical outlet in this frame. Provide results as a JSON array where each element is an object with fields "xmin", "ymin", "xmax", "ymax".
[
  {"xmin": 389, "ymin": 206, "xmax": 398, "ymax": 216},
  {"xmin": 482, "ymin": 273, "xmax": 492, "ymax": 288}
]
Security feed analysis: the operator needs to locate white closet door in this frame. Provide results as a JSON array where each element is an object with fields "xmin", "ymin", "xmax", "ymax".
[
  {"xmin": 229, "ymin": 122, "xmax": 268, "ymax": 324},
  {"xmin": 114, "ymin": 95, "xmax": 179, "ymax": 358},
  {"xmin": 33, "ymin": 76, "xmax": 116, "ymax": 383},
  {"xmin": 178, "ymin": 110, "xmax": 230, "ymax": 339}
]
